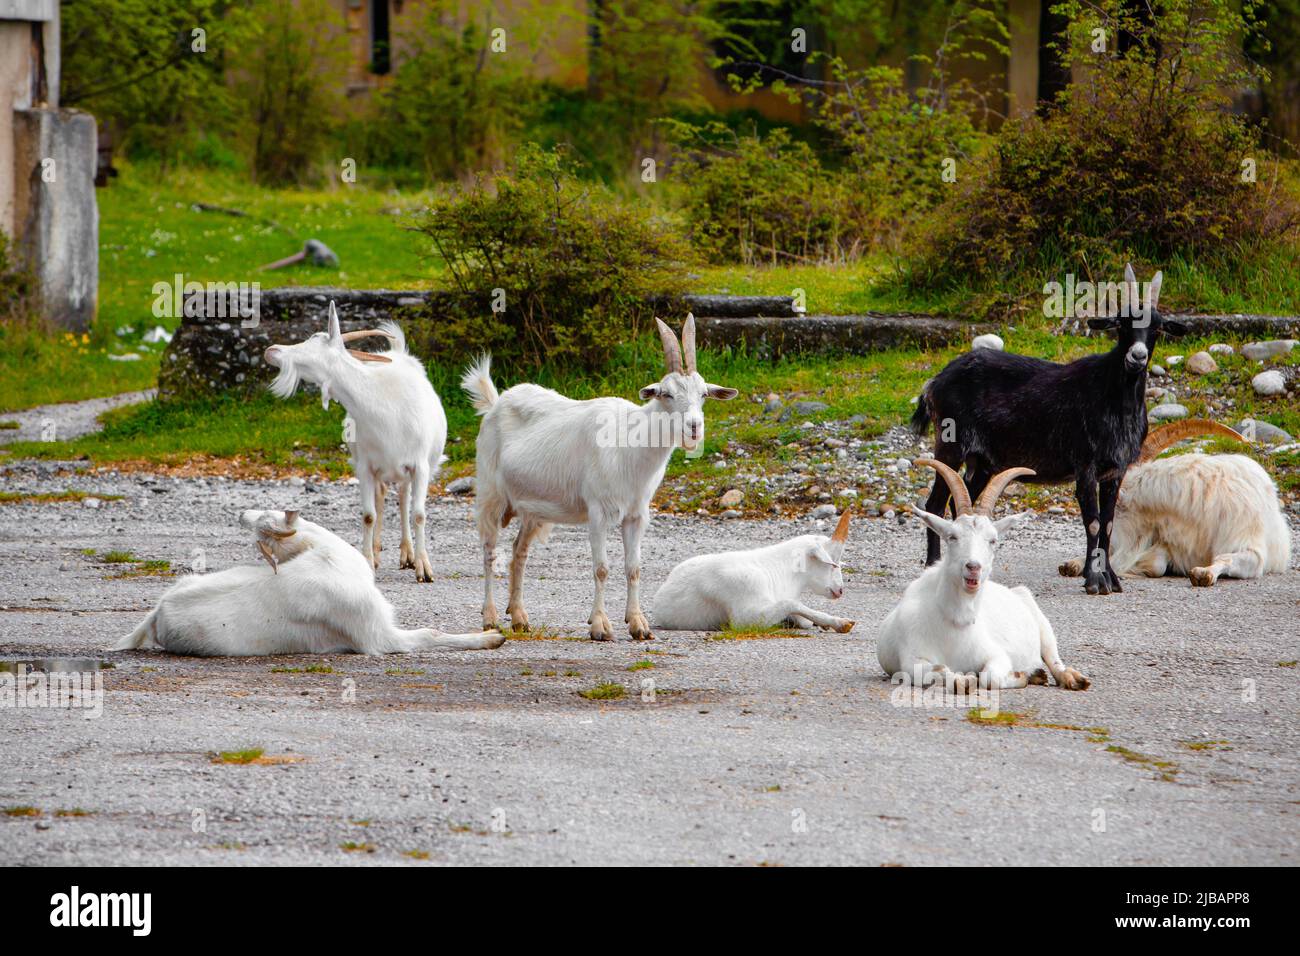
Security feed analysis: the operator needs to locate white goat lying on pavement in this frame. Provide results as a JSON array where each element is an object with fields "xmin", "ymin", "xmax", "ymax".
[
  {"xmin": 653, "ymin": 510, "xmax": 856, "ymax": 633},
  {"xmin": 878, "ymin": 460, "xmax": 1090, "ymax": 692},
  {"xmin": 264, "ymin": 301, "xmax": 446, "ymax": 581},
  {"xmin": 115, "ymin": 510, "xmax": 504, "ymax": 656},
  {"xmin": 1059, "ymin": 420, "xmax": 1291, "ymax": 587}
]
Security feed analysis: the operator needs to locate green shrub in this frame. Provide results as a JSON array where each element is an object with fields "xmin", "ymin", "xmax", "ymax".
[
  {"xmin": 367, "ymin": 7, "xmax": 538, "ymax": 180},
  {"xmin": 235, "ymin": 0, "xmax": 348, "ymax": 185},
  {"xmin": 907, "ymin": 0, "xmax": 1300, "ymax": 290},
  {"xmin": 0, "ymin": 231, "xmax": 39, "ymax": 327},
  {"xmin": 665, "ymin": 120, "xmax": 871, "ymax": 264},
  {"xmin": 411, "ymin": 145, "xmax": 693, "ymax": 369}
]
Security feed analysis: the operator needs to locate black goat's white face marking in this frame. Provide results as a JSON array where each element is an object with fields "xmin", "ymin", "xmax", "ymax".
[{"xmin": 1125, "ymin": 342, "xmax": 1149, "ymax": 371}]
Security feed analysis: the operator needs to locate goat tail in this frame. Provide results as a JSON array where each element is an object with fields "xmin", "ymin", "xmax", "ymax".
[
  {"xmin": 909, "ymin": 394, "xmax": 932, "ymax": 437},
  {"xmin": 379, "ymin": 320, "xmax": 407, "ymax": 355},
  {"xmin": 115, "ymin": 608, "xmax": 157, "ymax": 650},
  {"xmin": 461, "ymin": 353, "xmax": 498, "ymax": 415}
]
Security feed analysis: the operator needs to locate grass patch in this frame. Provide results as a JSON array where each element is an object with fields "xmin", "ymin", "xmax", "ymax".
[
  {"xmin": 214, "ymin": 748, "xmax": 264, "ymax": 764},
  {"xmin": 0, "ymin": 490, "xmax": 124, "ymax": 505},
  {"xmin": 1278, "ymin": 661, "xmax": 1297, "ymax": 668},
  {"xmin": 403, "ymin": 849, "xmax": 430, "ymax": 860},
  {"xmin": 1179, "ymin": 739, "xmax": 1232, "ymax": 752},
  {"xmin": 1106, "ymin": 745, "xmax": 1180, "ymax": 782},
  {"xmin": 270, "ymin": 664, "xmax": 334, "ymax": 674},
  {"xmin": 0, "ymin": 420, "xmax": 18, "ymax": 429},
  {"xmin": 340, "ymin": 841, "xmax": 376, "ymax": 853},
  {"xmin": 54, "ymin": 808, "xmax": 92, "ymax": 817},
  {"xmin": 626, "ymin": 660, "xmax": 655, "ymax": 671},
  {"xmin": 711, "ymin": 625, "xmax": 809, "ymax": 641},
  {"xmin": 578, "ymin": 681, "xmax": 627, "ymax": 701},
  {"xmin": 3, "ymin": 806, "xmax": 41, "ymax": 817}
]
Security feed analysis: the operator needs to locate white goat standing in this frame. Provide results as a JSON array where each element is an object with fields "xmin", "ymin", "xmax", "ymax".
[
  {"xmin": 653, "ymin": 510, "xmax": 856, "ymax": 632},
  {"xmin": 1059, "ymin": 420, "xmax": 1291, "ymax": 586},
  {"xmin": 115, "ymin": 510, "xmax": 504, "ymax": 655},
  {"xmin": 878, "ymin": 460, "xmax": 1090, "ymax": 692},
  {"xmin": 461, "ymin": 315, "xmax": 738, "ymax": 641},
  {"xmin": 264, "ymin": 301, "xmax": 446, "ymax": 581}
]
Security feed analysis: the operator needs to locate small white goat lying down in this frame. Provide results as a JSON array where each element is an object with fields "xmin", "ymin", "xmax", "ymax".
[
  {"xmin": 878, "ymin": 460, "xmax": 1090, "ymax": 692},
  {"xmin": 265, "ymin": 301, "xmax": 446, "ymax": 582},
  {"xmin": 652, "ymin": 510, "xmax": 856, "ymax": 633},
  {"xmin": 115, "ymin": 510, "xmax": 504, "ymax": 656},
  {"xmin": 1059, "ymin": 420, "xmax": 1291, "ymax": 587}
]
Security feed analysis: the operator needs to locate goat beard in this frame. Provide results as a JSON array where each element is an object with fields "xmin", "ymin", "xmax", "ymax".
[{"xmin": 268, "ymin": 356, "xmax": 303, "ymax": 399}]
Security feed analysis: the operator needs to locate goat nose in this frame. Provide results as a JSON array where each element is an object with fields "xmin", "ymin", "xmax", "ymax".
[
  {"xmin": 264, "ymin": 346, "xmax": 280, "ymax": 365},
  {"xmin": 964, "ymin": 562, "xmax": 981, "ymax": 574}
]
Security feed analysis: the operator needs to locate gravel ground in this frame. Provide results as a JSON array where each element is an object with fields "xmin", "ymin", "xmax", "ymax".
[
  {"xmin": 0, "ymin": 390, "xmax": 155, "ymax": 446},
  {"xmin": 0, "ymin": 460, "xmax": 1297, "ymax": 866}
]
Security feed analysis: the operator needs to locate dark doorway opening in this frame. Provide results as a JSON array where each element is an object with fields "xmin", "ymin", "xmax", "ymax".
[{"xmin": 371, "ymin": 0, "xmax": 391, "ymax": 75}]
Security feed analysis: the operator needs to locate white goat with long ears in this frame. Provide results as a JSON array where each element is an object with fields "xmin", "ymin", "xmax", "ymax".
[
  {"xmin": 115, "ymin": 510, "xmax": 504, "ymax": 656},
  {"xmin": 878, "ymin": 460, "xmax": 1090, "ymax": 692},
  {"xmin": 652, "ymin": 510, "xmax": 856, "ymax": 632},
  {"xmin": 264, "ymin": 301, "xmax": 446, "ymax": 581},
  {"xmin": 462, "ymin": 314, "xmax": 738, "ymax": 641},
  {"xmin": 1059, "ymin": 420, "xmax": 1291, "ymax": 587}
]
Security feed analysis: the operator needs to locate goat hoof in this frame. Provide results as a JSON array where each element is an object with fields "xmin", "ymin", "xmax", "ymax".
[
  {"xmin": 589, "ymin": 612, "xmax": 614, "ymax": 642},
  {"xmin": 508, "ymin": 608, "xmax": 529, "ymax": 632},
  {"xmin": 412, "ymin": 553, "xmax": 434, "ymax": 582},
  {"xmin": 835, "ymin": 619, "xmax": 855, "ymax": 634},
  {"xmin": 1058, "ymin": 667, "xmax": 1091, "ymax": 691},
  {"xmin": 1189, "ymin": 567, "xmax": 1215, "ymax": 587},
  {"xmin": 627, "ymin": 612, "xmax": 653, "ymax": 641},
  {"xmin": 483, "ymin": 607, "xmax": 501, "ymax": 630}
]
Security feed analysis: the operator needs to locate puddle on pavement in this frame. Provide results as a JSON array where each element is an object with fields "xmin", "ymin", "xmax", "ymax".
[{"xmin": 0, "ymin": 658, "xmax": 113, "ymax": 673}]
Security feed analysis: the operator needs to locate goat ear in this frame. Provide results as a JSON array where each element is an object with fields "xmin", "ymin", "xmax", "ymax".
[
  {"xmin": 807, "ymin": 542, "xmax": 838, "ymax": 567},
  {"xmin": 1147, "ymin": 271, "xmax": 1163, "ymax": 314},
  {"xmin": 327, "ymin": 301, "xmax": 342, "ymax": 344},
  {"xmin": 908, "ymin": 504, "xmax": 954, "ymax": 538},
  {"xmin": 706, "ymin": 383, "xmax": 738, "ymax": 400},
  {"xmin": 1087, "ymin": 318, "xmax": 1119, "ymax": 331},
  {"xmin": 639, "ymin": 384, "xmax": 660, "ymax": 400},
  {"xmin": 1162, "ymin": 319, "xmax": 1189, "ymax": 337},
  {"xmin": 993, "ymin": 511, "xmax": 1032, "ymax": 535}
]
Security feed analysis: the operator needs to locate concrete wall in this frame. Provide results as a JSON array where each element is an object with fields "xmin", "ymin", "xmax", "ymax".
[
  {"xmin": 3, "ymin": 0, "xmax": 98, "ymax": 330},
  {"xmin": 12, "ymin": 107, "xmax": 99, "ymax": 330}
]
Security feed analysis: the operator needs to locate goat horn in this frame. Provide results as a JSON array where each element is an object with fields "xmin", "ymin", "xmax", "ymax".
[
  {"xmin": 256, "ymin": 540, "xmax": 279, "ymax": 574},
  {"xmin": 974, "ymin": 467, "xmax": 1036, "ymax": 516},
  {"xmin": 914, "ymin": 458, "xmax": 972, "ymax": 516},
  {"xmin": 1139, "ymin": 419, "xmax": 1245, "ymax": 463},
  {"xmin": 340, "ymin": 329, "xmax": 396, "ymax": 343},
  {"xmin": 263, "ymin": 528, "xmax": 296, "ymax": 540},
  {"xmin": 681, "ymin": 313, "xmax": 697, "ymax": 374},
  {"xmin": 347, "ymin": 349, "xmax": 392, "ymax": 364},
  {"xmin": 654, "ymin": 317, "xmax": 682, "ymax": 373},
  {"xmin": 831, "ymin": 508, "xmax": 851, "ymax": 543}
]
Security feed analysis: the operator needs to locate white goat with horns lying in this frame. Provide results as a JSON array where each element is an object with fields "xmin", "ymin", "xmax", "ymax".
[
  {"xmin": 1059, "ymin": 420, "xmax": 1291, "ymax": 587},
  {"xmin": 653, "ymin": 510, "xmax": 856, "ymax": 632},
  {"xmin": 462, "ymin": 314, "xmax": 738, "ymax": 641},
  {"xmin": 264, "ymin": 301, "xmax": 446, "ymax": 581},
  {"xmin": 115, "ymin": 510, "xmax": 504, "ymax": 655},
  {"xmin": 878, "ymin": 460, "xmax": 1090, "ymax": 692}
]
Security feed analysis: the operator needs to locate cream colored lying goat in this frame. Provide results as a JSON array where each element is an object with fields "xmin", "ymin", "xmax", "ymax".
[{"xmin": 1059, "ymin": 420, "xmax": 1291, "ymax": 586}]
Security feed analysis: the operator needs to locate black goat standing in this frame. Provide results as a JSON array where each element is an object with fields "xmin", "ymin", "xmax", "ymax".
[{"xmin": 909, "ymin": 265, "xmax": 1188, "ymax": 594}]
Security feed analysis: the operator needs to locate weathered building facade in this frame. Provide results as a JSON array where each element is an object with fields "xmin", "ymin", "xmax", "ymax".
[{"xmin": 1, "ymin": 0, "xmax": 97, "ymax": 330}]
